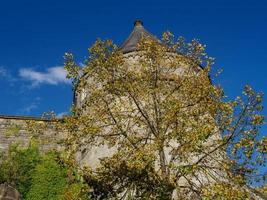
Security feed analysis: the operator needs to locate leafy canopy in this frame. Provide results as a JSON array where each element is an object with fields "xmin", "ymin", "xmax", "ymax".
[{"xmin": 62, "ymin": 32, "xmax": 266, "ymax": 199}]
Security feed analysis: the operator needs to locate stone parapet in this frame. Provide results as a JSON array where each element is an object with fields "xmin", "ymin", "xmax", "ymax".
[{"xmin": 0, "ymin": 115, "xmax": 61, "ymax": 153}]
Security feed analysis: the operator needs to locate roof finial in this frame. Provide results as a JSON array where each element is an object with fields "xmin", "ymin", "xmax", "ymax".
[{"xmin": 134, "ymin": 20, "xmax": 143, "ymax": 27}]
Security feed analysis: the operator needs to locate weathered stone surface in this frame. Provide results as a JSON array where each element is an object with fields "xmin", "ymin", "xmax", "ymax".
[
  {"xmin": 0, "ymin": 117, "xmax": 61, "ymax": 153},
  {"xmin": 0, "ymin": 183, "xmax": 22, "ymax": 200}
]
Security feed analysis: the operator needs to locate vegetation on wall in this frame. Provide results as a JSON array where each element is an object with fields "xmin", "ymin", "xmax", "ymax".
[
  {"xmin": 0, "ymin": 143, "xmax": 41, "ymax": 197},
  {"xmin": 4, "ymin": 124, "xmax": 21, "ymax": 136},
  {"xmin": 0, "ymin": 143, "xmax": 88, "ymax": 200}
]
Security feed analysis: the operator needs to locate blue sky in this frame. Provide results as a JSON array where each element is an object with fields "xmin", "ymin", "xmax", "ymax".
[{"xmin": 0, "ymin": 0, "xmax": 266, "ymax": 123}]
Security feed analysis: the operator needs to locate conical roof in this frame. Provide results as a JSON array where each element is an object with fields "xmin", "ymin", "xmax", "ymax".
[{"xmin": 120, "ymin": 20, "xmax": 156, "ymax": 54}]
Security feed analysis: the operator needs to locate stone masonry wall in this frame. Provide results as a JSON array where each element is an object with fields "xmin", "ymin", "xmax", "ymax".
[{"xmin": 0, "ymin": 116, "xmax": 61, "ymax": 153}]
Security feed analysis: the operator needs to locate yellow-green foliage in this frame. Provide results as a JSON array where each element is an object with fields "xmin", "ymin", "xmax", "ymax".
[
  {"xmin": 64, "ymin": 183, "xmax": 89, "ymax": 200},
  {"xmin": 201, "ymin": 182, "xmax": 252, "ymax": 200},
  {"xmin": 25, "ymin": 153, "xmax": 68, "ymax": 200},
  {"xmin": 0, "ymin": 143, "xmax": 41, "ymax": 197},
  {"xmin": 5, "ymin": 124, "xmax": 21, "ymax": 136},
  {"xmin": 0, "ymin": 144, "xmax": 89, "ymax": 200},
  {"xmin": 61, "ymin": 32, "xmax": 266, "ymax": 199}
]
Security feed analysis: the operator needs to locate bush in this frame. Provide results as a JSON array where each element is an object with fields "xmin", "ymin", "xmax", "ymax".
[
  {"xmin": 0, "ymin": 144, "xmax": 89, "ymax": 200},
  {"xmin": 25, "ymin": 152, "xmax": 68, "ymax": 200},
  {"xmin": 0, "ymin": 143, "xmax": 41, "ymax": 197}
]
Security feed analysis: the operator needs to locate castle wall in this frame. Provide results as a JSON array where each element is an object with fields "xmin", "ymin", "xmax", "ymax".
[{"xmin": 0, "ymin": 116, "xmax": 61, "ymax": 153}]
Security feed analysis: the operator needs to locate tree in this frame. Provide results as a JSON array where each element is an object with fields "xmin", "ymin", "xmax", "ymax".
[{"xmin": 62, "ymin": 32, "xmax": 266, "ymax": 199}]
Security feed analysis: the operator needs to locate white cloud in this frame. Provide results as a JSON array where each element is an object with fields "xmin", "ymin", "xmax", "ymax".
[
  {"xmin": 0, "ymin": 66, "xmax": 17, "ymax": 84},
  {"xmin": 19, "ymin": 97, "xmax": 42, "ymax": 114},
  {"xmin": 0, "ymin": 66, "xmax": 7, "ymax": 77},
  {"xmin": 19, "ymin": 66, "xmax": 70, "ymax": 86},
  {"xmin": 22, "ymin": 103, "xmax": 38, "ymax": 113}
]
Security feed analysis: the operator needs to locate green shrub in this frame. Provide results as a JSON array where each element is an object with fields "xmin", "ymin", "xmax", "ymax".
[
  {"xmin": 0, "ymin": 144, "xmax": 89, "ymax": 200},
  {"xmin": 25, "ymin": 152, "xmax": 68, "ymax": 200},
  {"xmin": 0, "ymin": 143, "xmax": 41, "ymax": 197}
]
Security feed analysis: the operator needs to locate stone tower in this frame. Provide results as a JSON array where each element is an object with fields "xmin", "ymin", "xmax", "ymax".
[
  {"xmin": 0, "ymin": 20, "xmax": 265, "ymax": 199},
  {"xmin": 73, "ymin": 20, "xmax": 205, "ymax": 167},
  {"xmin": 74, "ymin": 20, "xmax": 157, "ymax": 109}
]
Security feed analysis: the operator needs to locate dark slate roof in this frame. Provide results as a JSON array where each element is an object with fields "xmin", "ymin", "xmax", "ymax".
[
  {"xmin": 0, "ymin": 114, "xmax": 56, "ymax": 121},
  {"xmin": 120, "ymin": 20, "xmax": 156, "ymax": 54}
]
